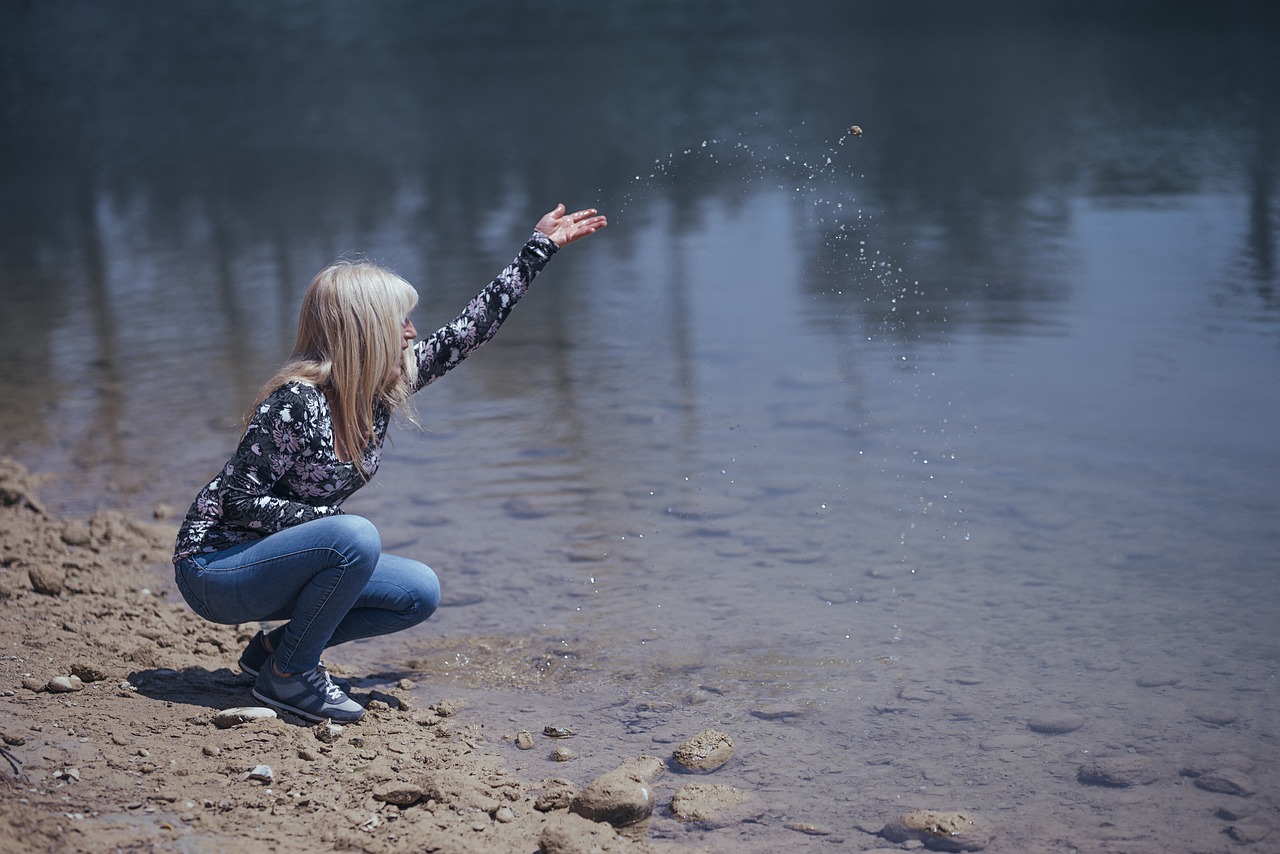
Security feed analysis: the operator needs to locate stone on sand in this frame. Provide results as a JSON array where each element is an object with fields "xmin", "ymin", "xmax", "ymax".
[
  {"xmin": 569, "ymin": 759, "xmax": 663, "ymax": 827},
  {"xmin": 880, "ymin": 809, "xmax": 996, "ymax": 851},
  {"xmin": 28, "ymin": 564, "xmax": 65, "ymax": 596},
  {"xmin": 539, "ymin": 812, "xmax": 635, "ymax": 854},
  {"xmin": 46, "ymin": 675, "xmax": 84, "ymax": 693},
  {"xmin": 213, "ymin": 707, "xmax": 277, "ymax": 729},
  {"xmin": 1077, "ymin": 756, "xmax": 1157, "ymax": 788},
  {"xmin": 672, "ymin": 728, "xmax": 734, "ymax": 772},
  {"xmin": 1193, "ymin": 768, "xmax": 1255, "ymax": 796},
  {"xmin": 1026, "ymin": 713, "xmax": 1084, "ymax": 734}
]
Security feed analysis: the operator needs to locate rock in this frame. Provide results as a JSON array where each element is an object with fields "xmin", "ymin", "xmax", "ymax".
[
  {"xmin": 539, "ymin": 812, "xmax": 631, "ymax": 854},
  {"xmin": 785, "ymin": 822, "xmax": 837, "ymax": 836},
  {"xmin": 551, "ymin": 747, "xmax": 575, "ymax": 762},
  {"xmin": 247, "ymin": 765, "xmax": 273, "ymax": 784},
  {"xmin": 672, "ymin": 728, "xmax": 734, "ymax": 773},
  {"xmin": 534, "ymin": 778, "xmax": 577, "ymax": 812},
  {"xmin": 1194, "ymin": 769, "xmax": 1255, "ymax": 796},
  {"xmin": 515, "ymin": 730, "xmax": 535, "ymax": 750},
  {"xmin": 669, "ymin": 783, "xmax": 764, "ymax": 827},
  {"xmin": 1225, "ymin": 822, "xmax": 1272, "ymax": 844},
  {"xmin": 47, "ymin": 675, "xmax": 84, "ymax": 693},
  {"xmin": 431, "ymin": 698, "xmax": 463, "ymax": 717},
  {"xmin": 881, "ymin": 809, "xmax": 996, "ymax": 852},
  {"xmin": 313, "ymin": 720, "xmax": 344, "ymax": 743},
  {"xmin": 28, "ymin": 564, "xmax": 65, "ymax": 596},
  {"xmin": 494, "ymin": 805, "xmax": 516, "ymax": 823},
  {"xmin": 372, "ymin": 781, "xmax": 425, "ymax": 806},
  {"xmin": 543, "ymin": 725, "xmax": 575, "ymax": 738},
  {"xmin": 1077, "ymin": 756, "xmax": 1157, "ymax": 788},
  {"xmin": 570, "ymin": 766, "xmax": 656, "ymax": 827},
  {"xmin": 69, "ymin": 663, "xmax": 109, "ymax": 683},
  {"xmin": 751, "ymin": 705, "xmax": 802, "ymax": 721},
  {"xmin": 615, "ymin": 755, "xmax": 665, "ymax": 780},
  {"xmin": 1135, "ymin": 675, "xmax": 1179, "ymax": 688},
  {"xmin": 1026, "ymin": 713, "xmax": 1084, "ymax": 734},
  {"xmin": 60, "ymin": 521, "xmax": 92, "ymax": 546},
  {"xmin": 1190, "ymin": 707, "xmax": 1237, "ymax": 726},
  {"xmin": 213, "ymin": 707, "xmax": 278, "ymax": 729},
  {"xmin": 1216, "ymin": 804, "xmax": 1258, "ymax": 822}
]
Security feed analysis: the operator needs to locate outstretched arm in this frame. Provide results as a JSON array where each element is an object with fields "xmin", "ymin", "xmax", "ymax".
[
  {"xmin": 410, "ymin": 203, "xmax": 606, "ymax": 391},
  {"xmin": 535, "ymin": 204, "xmax": 608, "ymax": 248}
]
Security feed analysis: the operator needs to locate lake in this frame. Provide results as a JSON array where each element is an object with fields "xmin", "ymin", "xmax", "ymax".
[{"xmin": 2, "ymin": 2, "xmax": 1277, "ymax": 850}]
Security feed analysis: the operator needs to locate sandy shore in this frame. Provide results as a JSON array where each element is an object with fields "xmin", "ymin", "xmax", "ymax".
[{"xmin": 0, "ymin": 458, "xmax": 710, "ymax": 854}]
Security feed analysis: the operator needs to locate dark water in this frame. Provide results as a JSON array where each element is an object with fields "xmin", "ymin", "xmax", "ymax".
[{"xmin": 3, "ymin": 2, "xmax": 1279, "ymax": 850}]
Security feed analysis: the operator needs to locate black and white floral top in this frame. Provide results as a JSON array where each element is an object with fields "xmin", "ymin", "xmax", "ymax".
[{"xmin": 173, "ymin": 232, "xmax": 557, "ymax": 563}]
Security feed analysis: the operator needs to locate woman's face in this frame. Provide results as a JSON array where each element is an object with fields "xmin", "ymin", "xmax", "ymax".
[{"xmin": 388, "ymin": 316, "xmax": 417, "ymax": 382}]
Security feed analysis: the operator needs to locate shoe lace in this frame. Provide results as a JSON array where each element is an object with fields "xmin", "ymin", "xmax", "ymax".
[{"xmin": 305, "ymin": 666, "xmax": 347, "ymax": 704}]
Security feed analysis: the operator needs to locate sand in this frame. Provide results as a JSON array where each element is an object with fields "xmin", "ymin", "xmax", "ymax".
[{"xmin": 0, "ymin": 458, "xmax": 697, "ymax": 854}]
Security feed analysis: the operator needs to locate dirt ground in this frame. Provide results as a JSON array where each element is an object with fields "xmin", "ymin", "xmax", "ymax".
[{"xmin": 0, "ymin": 457, "xmax": 703, "ymax": 854}]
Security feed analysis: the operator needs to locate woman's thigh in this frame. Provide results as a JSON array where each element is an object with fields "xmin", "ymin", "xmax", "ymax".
[{"xmin": 175, "ymin": 515, "xmax": 381, "ymax": 625}]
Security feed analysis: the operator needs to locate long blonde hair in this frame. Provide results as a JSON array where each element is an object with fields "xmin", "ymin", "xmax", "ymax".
[{"xmin": 247, "ymin": 258, "xmax": 419, "ymax": 474}]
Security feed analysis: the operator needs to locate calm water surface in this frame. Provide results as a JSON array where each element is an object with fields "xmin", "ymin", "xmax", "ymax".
[{"xmin": 2, "ymin": 3, "xmax": 1278, "ymax": 850}]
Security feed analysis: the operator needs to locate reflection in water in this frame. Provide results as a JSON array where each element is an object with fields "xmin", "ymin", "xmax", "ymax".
[{"xmin": 2, "ymin": 4, "xmax": 1279, "ymax": 851}]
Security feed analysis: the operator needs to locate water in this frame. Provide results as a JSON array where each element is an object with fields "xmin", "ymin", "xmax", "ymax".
[{"xmin": 3, "ymin": 3, "xmax": 1279, "ymax": 850}]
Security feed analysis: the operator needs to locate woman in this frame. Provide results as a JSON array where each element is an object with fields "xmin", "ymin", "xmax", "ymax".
[{"xmin": 173, "ymin": 204, "xmax": 607, "ymax": 723}]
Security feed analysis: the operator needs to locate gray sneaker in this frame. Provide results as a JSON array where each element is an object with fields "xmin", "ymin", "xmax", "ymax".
[{"xmin": 252, "ymin": 659, "xmax": 365, "ymax": 723}]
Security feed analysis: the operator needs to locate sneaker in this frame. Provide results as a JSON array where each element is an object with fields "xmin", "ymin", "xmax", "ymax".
[
  {"xmin": 237, "ymin": 631, "xmax": 271, "ymax": 677},
  {"xmin": 252, "ymin": 659, "xmax": 365, "ymax": 723}
]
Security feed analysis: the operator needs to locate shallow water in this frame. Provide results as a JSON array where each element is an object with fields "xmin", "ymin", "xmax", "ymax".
[{"xmin": 3, "ymin": 3, "xmax": 1278, "ymax": 850}]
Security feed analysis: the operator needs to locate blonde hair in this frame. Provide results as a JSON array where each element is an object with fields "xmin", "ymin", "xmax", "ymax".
[{"xmin": 247, "ymin": 258, "xmax": 419, "ymax": 475}]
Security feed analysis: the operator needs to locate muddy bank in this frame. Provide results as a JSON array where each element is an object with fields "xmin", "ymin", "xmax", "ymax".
[{"xmin": 0, "ymin": 457, "xmax": 717, "ymax": 854}]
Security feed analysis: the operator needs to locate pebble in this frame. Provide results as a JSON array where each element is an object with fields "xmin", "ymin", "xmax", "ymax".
[
  {"xmin": 212, "ymin": 707, "xmax": 277, "ymax": 729},
  {"xmin": 880, "ymin": 809, "xmax": 996, "ymax": 851},
  {"xmin": 534, "ymin": 779, "xmax": 577, "ymax": 813},
  {"xmin": 313, "ymin": 721, "xmax": 344, "ymax": 744},
  {"xmin": 550, "ymin": 747, "xmax": 575, "ymax": 762},
  {"xmin": 672, "ymin": 729, "xmax": 735, "ymax": 773},
  {"xmin": 28, "ymin": 564, "xmax": 66, "ymax": 596},
  {"xmin": 540, "ymin": 813, "xmax": 628, "ymax": 854},
  {"xmin": 247, "ymin": 765, "xmax": 273, "ymax": 784},
  {"xmin": 60, "ymin": 521, "xmax": 92, "ymax": 546},
  {"xmin": 751, "ymin": 705, "xmax": 802, "ymax": 721},
  {"xmin": 786, "ymin": 822, "xmax": 836, "ymax": 836},
  {"xmin": 570, "ymin": 765, "xmax": 657, "ymax": 827},
  {"xmin": 1135, "ymin": 676, "xmax": 1179, "ymax": 688},
  {"xmin": 543, "ymin": 725, "xmax": 574, "ymax": 738},
  {"xmin": 1026, "ymin": 713, "xmax": 1084, "ymax": 735},
  {"xmin": 515, "ymin": 730, "xmax": 534, "ymax": 750},
  {"xmin": 1225, "ymin": 822, "xmax": 1273, "ymax": 844},
  {"xmin": 1193, "ymin": 768, "xmax": 1255, "ymax": 797},
  {"xmin": 47, "ymin": 675, "xmax": 84, "ymax": 694},
  {"xmin": 372, "ymin": 781, "xmax": 424, "ymax": 806},
  {"xmin": 669, "ymin": 783, "xmax": 764, "ymax": 827},
  {"xmin": 1190, "ymin": 707, "xmax": 1237, "ymax": 726},
  {"xmin": 494, "ymin": 805, "xmax": 516, "ymax": 823},
  {"xmin": 70, "ymin": 663, "xmax": 108, "ymax": 683},
  {"xmin": 1077, "ymin": 756, "xmax": 1157, "ymax": 788}
]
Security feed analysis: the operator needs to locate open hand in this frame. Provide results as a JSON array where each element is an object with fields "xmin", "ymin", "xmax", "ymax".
[{"xmin": 536, "ymin": 204, "xmax": 608, "ymax": 248}]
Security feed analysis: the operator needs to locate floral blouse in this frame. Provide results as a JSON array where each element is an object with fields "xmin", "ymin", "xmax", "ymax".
[{"xmin": 173, "ymin": 232, "xmax": 557, "ymax": 563}]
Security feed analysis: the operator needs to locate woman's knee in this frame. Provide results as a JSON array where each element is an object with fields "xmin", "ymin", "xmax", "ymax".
[
  {"xmin": 415, "ymin": 564, "xmax": 441, "ymax": 618},
  {"xmin": 313, "ymin": 514, "xmax": 382, "ymax": 565}
]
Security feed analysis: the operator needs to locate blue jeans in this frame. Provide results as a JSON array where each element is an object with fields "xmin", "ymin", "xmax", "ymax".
[{"xmin": 174, "ymin": 515, "xmax": 440, "ymax": 674}]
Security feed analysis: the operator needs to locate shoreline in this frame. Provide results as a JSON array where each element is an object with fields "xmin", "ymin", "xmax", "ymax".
[{"xmin": 0, "ymin": 457, "xmax": 717, "ymax": 854}]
